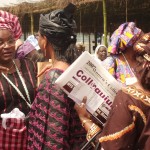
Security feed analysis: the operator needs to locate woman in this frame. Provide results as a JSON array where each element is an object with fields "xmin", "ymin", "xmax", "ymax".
[
  {"xmin": 74, "ymin": 32, "xmax": 150, "ymax": 149},
  {"xmin": 103, "ymin": 22, "xmax": 143, "ymax": 85},
  {"xmin": 0, "ymin": 11, "xmax": 37, "ymax": 149},
  {"xmin": 27, "ymin": 3, "xmax": 86, "ymax": 150},
  {"xmin": 94, "ymin": 45, "xmax": 107, "ymax": 61}
]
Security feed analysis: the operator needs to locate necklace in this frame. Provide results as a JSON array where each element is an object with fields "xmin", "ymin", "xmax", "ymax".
[
  {"xmin": 1, "ymin": 60, "xmax": 31, "ymax": 108},
  {"xmin": 121, "ymin": 53, "xmax": 137, "ymax": 85},
  {"xmin": 121, "ymin": 52, "xmax": 136, "ymax": 77},
  {"xmin": 8, "ymin": 63, "xmax": 14, "ymax": 70}
]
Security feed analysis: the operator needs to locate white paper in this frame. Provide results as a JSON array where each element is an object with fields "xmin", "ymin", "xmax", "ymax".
[
  {"xmin": 56, "ymin": 51, "xmax": 122, "ymax": 126},
  {"xmin": 1, "ymin": 108, "xmax": 25, "ymax": 129}
]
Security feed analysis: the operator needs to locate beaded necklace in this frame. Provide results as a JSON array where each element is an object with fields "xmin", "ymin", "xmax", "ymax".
[{"xmin": 1, "ymin": 60, "xmax": 31, "ymax": 108}]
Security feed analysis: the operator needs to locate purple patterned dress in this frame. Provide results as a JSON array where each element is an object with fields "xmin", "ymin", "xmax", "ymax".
[{"xmin": 27, "ymin": 68, "xmax": 86, "ymax": 150}]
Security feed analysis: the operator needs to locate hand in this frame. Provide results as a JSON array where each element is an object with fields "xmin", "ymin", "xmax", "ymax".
[
  {"xmin": 0, "ymin": 66, "xmax": 9, "ymax": 74},
  {"xmin": 37, "ymin": 64, "xmax": 52, "ymax": 77},
  {"xmin": 74, "ymin": 96, "xmax": 91, "ymax": 120}
]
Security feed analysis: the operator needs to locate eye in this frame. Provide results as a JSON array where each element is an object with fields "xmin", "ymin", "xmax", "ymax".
[
  {"xmin": 7, "ymin": 39, "xmax": 15, "ymax": 45},
  {"xmin": 0, "ymin": 40, "xmax": 4, "ymax": 45}
]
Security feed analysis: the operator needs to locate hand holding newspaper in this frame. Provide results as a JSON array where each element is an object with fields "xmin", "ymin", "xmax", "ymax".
[{"xmin": 55, "ymin": 51, "xmax": 122, "ymax": 126}]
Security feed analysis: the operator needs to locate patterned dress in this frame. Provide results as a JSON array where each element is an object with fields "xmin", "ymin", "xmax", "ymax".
[
  {"xmin": 97, "ymin": 86, "xmax": 150, "ymax": 150},
  {"xmin": 27, "ymin": 68, "xmax": 86, "ymax": 150}
]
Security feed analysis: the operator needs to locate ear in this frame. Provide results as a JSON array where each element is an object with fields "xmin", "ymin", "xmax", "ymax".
[{"xmin": 43, "ymin": 36, "xmax": 48, "ymax": 50}]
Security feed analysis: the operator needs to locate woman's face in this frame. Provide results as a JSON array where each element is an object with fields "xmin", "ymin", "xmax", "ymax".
[
  {"xmin": 97, "ymin": 46, "xmax": 107, "ymax": 61},
  {"xmin": 0, "ymin": 29, "xmax": 15, "ymax": 64}
]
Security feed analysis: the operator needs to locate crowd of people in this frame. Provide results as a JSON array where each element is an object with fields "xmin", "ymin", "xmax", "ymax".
[{"xmin": 0, "ymin": 2, "xmax": 149, "ymax": 150}]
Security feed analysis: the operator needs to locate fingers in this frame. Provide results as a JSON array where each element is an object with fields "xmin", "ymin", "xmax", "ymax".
[
  {"xmin": 74, "ymin": 96, "xmax": 87, "ymax": 110},
  {"xmin": 79, "ymin": 103, "xmax": 85, "ymax": 108},
  {"xmin": 82, "ymin": 96, "xmax": 87, "ymax": 104},
  {"xmin": 0, "ymin": 66, "xmax": 9, "ymax": 74}
]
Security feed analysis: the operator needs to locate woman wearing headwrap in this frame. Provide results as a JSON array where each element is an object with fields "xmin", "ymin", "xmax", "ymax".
[
  {"xmin": 94, "ymin": 45, "xmax": 107, "ymax": 61},
  {"xmin": 0, "ymin": 11, "xmax": 37, "ymax": 149},
  {"xmin": 74, "ymin": 32, "xmax": 150, "ymax": 149},
  {"xmin": 27, "ymin": 3, "xmax": 86, "ymax": 150},
  {"xmin": 103, "ymin": 22, "xmax": 144, "ymax": 85}
]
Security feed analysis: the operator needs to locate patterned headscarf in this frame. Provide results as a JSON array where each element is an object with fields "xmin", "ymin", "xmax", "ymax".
[
  {"xmin": 0, "ymin": 10, "xmax": 22, "ymax": 40},
  {"xmin": 133, "ymin": 32, "xmax": 150, "ymax": 56},
  {"xmin": 108, "ymin": 22, "xmax": 142, "ymax": 54},
  {"xmin": 133, "ymin": 32, "xmax": 150, "ymax": 90}
]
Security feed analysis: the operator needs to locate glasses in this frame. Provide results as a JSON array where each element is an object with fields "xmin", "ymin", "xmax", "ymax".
[{"xmin": 0, "ymin": 39, "xmax": 16, "ymax": 47}]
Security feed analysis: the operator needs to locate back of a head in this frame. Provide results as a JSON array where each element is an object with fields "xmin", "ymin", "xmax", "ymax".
[{"xmin": 39, "ymin": 3, "xmax": 77, "ymax": 64}]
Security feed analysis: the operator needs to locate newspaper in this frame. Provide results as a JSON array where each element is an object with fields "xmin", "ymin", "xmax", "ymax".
[{"xmin": 55, "ymin": 51, "xmax": 122, "ymax": 126}]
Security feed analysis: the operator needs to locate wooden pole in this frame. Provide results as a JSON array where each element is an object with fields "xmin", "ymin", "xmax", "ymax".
[
  {"xmin": 89, "ymin": 32, "xmax": 91, "ymax": 54},
  {"xmin": 80, "ymin": 10, "xmax": 82, "ymax": 33},
  {"xmin": 102, "ymin": 0, "xmax": 107, "ymax": 47},
  {"xmin": 30, "ymin": 13, "xmax": 34, "ymax": 34},
  {"xmin": 126, "ymin": 0, "xmax": 128, "ymax": 22}
]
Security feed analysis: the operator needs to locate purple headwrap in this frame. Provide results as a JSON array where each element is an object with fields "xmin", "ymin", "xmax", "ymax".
[
  {"xmin": 108, "ymin": 22, "xmax": 142, "ymax": 54},
  {"xmin": 16, "ymin": 41, "xmax": 35, "ymax": 59}
]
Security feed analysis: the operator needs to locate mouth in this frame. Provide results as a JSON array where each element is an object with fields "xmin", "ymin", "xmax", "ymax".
[{"xmin": 3, "ymin": 52, "xmax": 14, "ymax": 58}]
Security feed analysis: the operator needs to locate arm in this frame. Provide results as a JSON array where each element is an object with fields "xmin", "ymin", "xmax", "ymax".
[
  {"xmin": 74, "ymin": 97, "xmax": 101, "ymax": 141},
  {"xmin": 98, "ymin": 90, "xmax": 138, "ymax": 149}
]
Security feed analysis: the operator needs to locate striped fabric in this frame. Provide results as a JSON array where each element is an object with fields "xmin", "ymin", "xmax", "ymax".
[
  {"xmin": 0, "ymin": 59, "xmax": 37, "ymax": 116},
  {"xmin": 0, "ymin": 118, "xmax": 27, "ymax": 150},
  {"xmin": 0, "ymin": 10, "xmax": 22, "ymax": 40}
]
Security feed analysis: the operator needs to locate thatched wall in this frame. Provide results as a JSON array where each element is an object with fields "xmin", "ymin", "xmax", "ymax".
[{"xmin": 1, "ymin": 0, "xmax": 149, "ymax": 37}]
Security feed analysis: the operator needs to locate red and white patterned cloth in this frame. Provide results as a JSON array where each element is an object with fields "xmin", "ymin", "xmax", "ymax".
[
  {"xmin": 0, "ymin": 118, "xmax": 27, "ymax": 150},
  {"xmin": 0, "ymin": 10, "xmax": 22, "ymax": 40}
]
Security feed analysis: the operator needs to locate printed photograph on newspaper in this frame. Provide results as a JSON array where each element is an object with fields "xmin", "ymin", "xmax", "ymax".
[{"xmin": 55, "ymin": 51, "xmax": 122, "ymax": 126}]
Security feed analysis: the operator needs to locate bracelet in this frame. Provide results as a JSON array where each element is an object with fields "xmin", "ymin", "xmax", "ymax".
[
  {"xmin": 82, "ymin": 119, "xmax": 92, "ymax": 127},
  {"xmin": 86, "ymin": 123, "xmax": 100, "ymax": 141}
]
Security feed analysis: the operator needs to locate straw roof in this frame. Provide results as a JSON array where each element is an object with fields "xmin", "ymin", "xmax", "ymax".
[
  {"xmin": 0, "ymin": 0, "xmax": 149, "ymax": 17},
  {"xmin": 1, "ymin": 0, "xmax": 149, "ymax": 35},
  {"xmin": 0, "ymin": 0, "xmax": 101, "ymax": 16}
]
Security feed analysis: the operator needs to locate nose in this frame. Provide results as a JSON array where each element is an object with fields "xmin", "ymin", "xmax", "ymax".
[{"xmin": 3, "ymin": 42, "xmax": 10, "ymax": 48}]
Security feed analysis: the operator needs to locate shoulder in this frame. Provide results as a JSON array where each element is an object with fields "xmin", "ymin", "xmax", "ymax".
[
  {"xmin": 44, "ymin": 68, "xmax": 64, "ymax": 84},
  {"xmin": 122, "ymin": 86, "xmax": 150, "ymax": 106}
]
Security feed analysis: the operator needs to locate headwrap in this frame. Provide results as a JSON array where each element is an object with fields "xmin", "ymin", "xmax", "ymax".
[
  {"xmin": 94, "ymin": 45, "xmax": 107, "ymax": 59},
  {"xmin": 16, "ymin": 41, "xmax": 35, "ymax": 59},
  {"xmin": 133, "ymin": 33, "xmax": 150, "ymax": 55},
  {"xmin": 108, "ymin": 22, "xmax": 142, "ymax": 54},
  {"xmin": 0, "ymin": 10, "xmax": 22, "ymax": 40},
  {"xmin": 39, "ymin": 3, "xmax": 77, "ymax": 49}
]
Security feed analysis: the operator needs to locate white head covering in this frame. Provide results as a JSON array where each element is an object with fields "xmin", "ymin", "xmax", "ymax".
[{"xmin": 94, "ymin": 44, "xmax": 107, "ymax": 59}]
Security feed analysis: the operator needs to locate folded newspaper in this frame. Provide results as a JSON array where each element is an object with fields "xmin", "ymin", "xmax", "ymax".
[{"xmin": 55, "ymin": 51, "xmax": 122, "ymax": 126}]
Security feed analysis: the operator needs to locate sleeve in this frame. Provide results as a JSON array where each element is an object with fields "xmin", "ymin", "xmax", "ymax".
[{"xmin": 98, "ymin": 90, "xmax": 138, "ymax": 150}]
